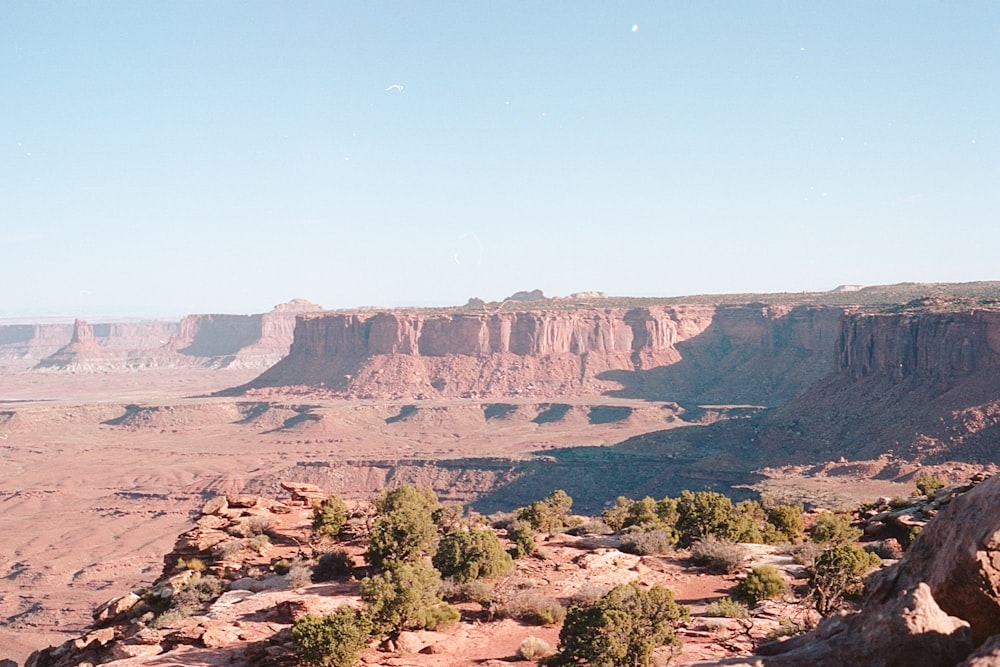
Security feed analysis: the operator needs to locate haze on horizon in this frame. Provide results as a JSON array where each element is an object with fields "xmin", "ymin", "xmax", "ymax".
[{"xmin": 2, "ymin": 2, "xmax": 997, "ymax": 319}]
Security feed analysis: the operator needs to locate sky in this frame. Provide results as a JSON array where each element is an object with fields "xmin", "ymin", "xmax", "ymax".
[{"xmin": 1, "ymin": 2, "xmax": 998, "ymax": 318}]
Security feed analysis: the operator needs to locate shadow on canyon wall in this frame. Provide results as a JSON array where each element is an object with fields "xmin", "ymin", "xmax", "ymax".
[
  {"xmin": 177, "ymin": 315, "xmax": 264, "ymax": 357},
  {"xmin": 598, "ymin": 304, "xmax": 839, "ymax": 408}
]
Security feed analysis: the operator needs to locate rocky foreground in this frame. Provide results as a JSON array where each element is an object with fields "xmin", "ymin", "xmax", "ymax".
[{"xmin": 12, "ymin": 473, "xmax": 1000, "ymax": 667}]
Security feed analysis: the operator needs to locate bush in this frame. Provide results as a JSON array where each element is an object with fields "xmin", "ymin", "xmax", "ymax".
[
  {"xmin": 915, "ymin": 474, "xmax": 945, "ymax": 497},
  {"xmin": 287, "ymin": 563, "xmax": 313, "ymax": 589},
  {"xmin": 359, "ymin": 559, "xmax": 458, "ymax": 635},
  {"xmin": 809, "ymin": 543, "xmax": 882, "ymax": 615},
  {"xmin": 496, "ymin": 590, "xmax": 566, "ymax": 626},
  {"xmin": 366, "ymin": 485, "xmax": 441, "ymax": 569},
  {"xmin": 738, "ymin": 566, "xmax": 786, "ymax": 605},
  {"xmin": 690, "ymin": 536, "xmax": 748, "ymax": 574},
  {"xmin": 518, "ymin": 636, "xmax": 554, "ymax": 661},
  {"xmin": 291, "ymin": 607, "xmax": 373, "ymax": 667},
  {"xmin": 516, "ymin": 489, "xmax": 574, "ymax": 533},
  {"xmin": 150, "ymin": 574, "xmax": 224, "ymax": 628},
  {"xmin": 571, "ymin": 584, "xmax": 611, "ymax": 607},
  {"xmin": 675, "ymin": 490, "xmax": 738, "ymax": 543},
  {"xmin": 786, "ymin": 542, "xmax": 822, "ymax": 567},
  {"xmin": 566, "ymin": 519, "xmax": 613, "ymax": 536},
  {"xmin": 766, "ymin": 618, "xmax": 809, "ymax": 640},
  {"xmin": 619, "ymin": 528, "xmax": 675, "ymax": 556},
  {"xmin": 440, "ymin": 578, "xmax": 494, "ymax": 607},
  {"xmin": 312, "ymin": 494, "xmax": 348, "ymax": 539},
  {"xmin": 549, "ymin": 582, "xmax": 689, "ymax": 667},
  {"xmin": 766, "ymin": 504, "xmax": 805, "ymax": 543},
  {"xmin": 507, "ymin": 520, "xmax": 537, "ymax": 559},
  {"xmin": 809, "ymin": 512, "xmax": 862, "ymax": 545},
  {"xmin": 312, "ymin": 550, "xmax": 354, "ymax": 582},
  {"xmin": 433, "ymin": 528, "xmax": 514, "ymax": 582},
  {"xmin": 182, "ymin": 557, "xmax": 206, "ymax": 573},
  {"xmin": 704, "ymin": 597, "xmax": 750, "ymax": 619}
]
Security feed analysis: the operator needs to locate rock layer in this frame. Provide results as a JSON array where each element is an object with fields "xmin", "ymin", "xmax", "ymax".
[{"xmin": 240, "ymin": 304, "xmax": 842, "ymax": 403}]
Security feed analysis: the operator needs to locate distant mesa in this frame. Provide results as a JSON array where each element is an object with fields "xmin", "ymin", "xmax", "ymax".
[
  {"xmin": 271, "ymin": 298, "xmax": 323, "ymax": 313},
  {"xmin": 505, "ymin": 289, "xmax": 546, "ymax": 302},
  {"xmin": 3, "ymin": 299, "xmax": 324, "ymax": 373},
  {"xmin": 831, "ymin": 284, "xmax": 864, "ymax": 292}
]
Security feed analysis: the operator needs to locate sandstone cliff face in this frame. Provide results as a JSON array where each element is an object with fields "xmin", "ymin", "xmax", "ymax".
[
  {"xmin": 765, "ymin": 308, "xmax": 1000, "ymax": 463},
  {"xmin": 839, "ymin": 311, "xmax": 1000, "ymax": 381},
  {"xmin": 242, "ymin": 305, "xmax": 843, "ymax": 403}
]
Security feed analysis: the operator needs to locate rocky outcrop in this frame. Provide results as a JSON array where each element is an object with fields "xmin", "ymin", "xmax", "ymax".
[
  {"xmin": 714, "ymin": 583, "xmax": 973, "ymax": 667},
  {"xmin": 872, "ymin": 474, "xmax": 1000, "ymax": 643},
  {"xmin": 238, "ymin": 305, "xmax": 842, "ymax": 403},
  {"xmin": 702, "ymin": 474, "xmax": 1000, "ymax": 667}
]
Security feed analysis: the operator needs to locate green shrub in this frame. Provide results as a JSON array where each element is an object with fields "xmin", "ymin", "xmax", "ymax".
[
  {"xmin": 291, "ymin": 607, "xmax": 372, "ymax": 667},
  {"xmin": 602, "ymin": 496, "xmax": 635, "ymax": 532},
  {"xmin": 675, "ymin": 490, "xmax": 738, "ymax": 543},
  {"xmin": 518, "ymin": 635, "xmax": 554, "ymax": 661},
  {"xmin": 150, "ymin": 574, "xmax": 224, "ymax": 628},
  {"xmin": 433, "ymin": 528, "xmax": 514, "ymax": 582},
  {"xmin": 690, "ymin": 536, "xmax": 748, "ymax": 574},
  {"xmin": 738, "ymin": 566, "xmax": 786, "ymax": 605},
  {"xmin": 704, "ymin": 597, "xmax": 750, "ymax": 619},
  {"xmin": 915, "ymin": 474, "xmax": 945, "ymax": 497},
  {"xmin": 312, "ymin": 550, "xmax": 354, "ymax": 582},
  {"xmin": 809, "ymin": 543, "xmax": 882, "ymax": 615},
  {"xmin": 809, "ymin": 512, "xmax": 862, "ymax": 545},
  {"xmin": 549, "ymin": 582, "xmax": 689, "ymax": 667},
  {"xmin": 766, "ymin": 504, "xmax": 805, "ymax": 543},
  {"xmin": 507, "ymin": 520, "xmax": 537, "ymax": 559},
  {"xmin": 312, "ymin": 494, "xmax": 348, "ymax": 539},
  {"xmin": 366, "ymin": 485, "xmax": 441, "ymax": 569},
  {"xmin": 359, "ymin": 559, "xmax": 458, "ymax": 635},
  {"xmin": 516, "ymin": 489, "xmax": 574, "ymax": 533}
]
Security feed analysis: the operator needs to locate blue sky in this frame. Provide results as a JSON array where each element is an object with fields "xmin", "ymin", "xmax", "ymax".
[{"xmin": 2, "ymin": 2, "xmax": 997, "ymax": 317}]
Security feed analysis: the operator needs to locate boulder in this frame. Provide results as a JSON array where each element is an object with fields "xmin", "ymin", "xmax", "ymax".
[
  {"xmin": 872, "ymin": 474, "xmax": 1000, "ymax": 642},
  {"xmin": 71, "ymin": 627, "xmax": 116, "ymax": 651},
  {"xmin": 92, "ymin": 592, "xmax": 140, "ymax": 624},
  {"xmin": 200, "ymin": 495, "xmax": 228, "ymax": 515},
  {"xmin": 226, "ymin": 494, "xmax": 260, "ymax": 508},
  {"xmin": 280, "ymin": 481, "xmax": 326, "ymax": 505},
  {"xmin": 705, "ymin": 583, "xmax": 971, "ymax": 666},
  {"xmin": 173, "ymin": 528, "xmax": 230, "ymax": 554}
]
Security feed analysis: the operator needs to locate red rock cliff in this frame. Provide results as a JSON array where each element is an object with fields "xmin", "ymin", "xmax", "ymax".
[
  {"xmin": 839, "ymin": 310, "xmax": 1000, "ymax": 381},
  {"xmin": 242, "ymin": 304, "xmax": 842, "ymax": 403}
]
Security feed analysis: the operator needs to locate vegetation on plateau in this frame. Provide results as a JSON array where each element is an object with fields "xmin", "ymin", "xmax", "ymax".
[{"xmin": 287, "ymin": 481, "xmax": 903, "ymax": 667}]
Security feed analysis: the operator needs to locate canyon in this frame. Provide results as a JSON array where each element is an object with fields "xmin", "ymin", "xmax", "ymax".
[{"xmin": 5, "ymin": 283, "xmax": 1000, "ymax": 663}]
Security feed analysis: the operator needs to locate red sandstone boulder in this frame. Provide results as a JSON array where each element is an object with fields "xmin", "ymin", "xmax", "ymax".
[{"xmin": 872, "ymin": 474, "xmax": 1000, "ymax": 643}]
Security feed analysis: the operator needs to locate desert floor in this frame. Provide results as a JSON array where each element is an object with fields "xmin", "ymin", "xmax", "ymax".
[{"xmin": 0, "ymin": 370, "xmax": 909, "ymax": 663}]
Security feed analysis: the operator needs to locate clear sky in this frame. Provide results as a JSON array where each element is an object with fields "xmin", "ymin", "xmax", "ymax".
[{"xmin": 2, "ymin": 2, "xmax": 998, "ymax": 318}]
